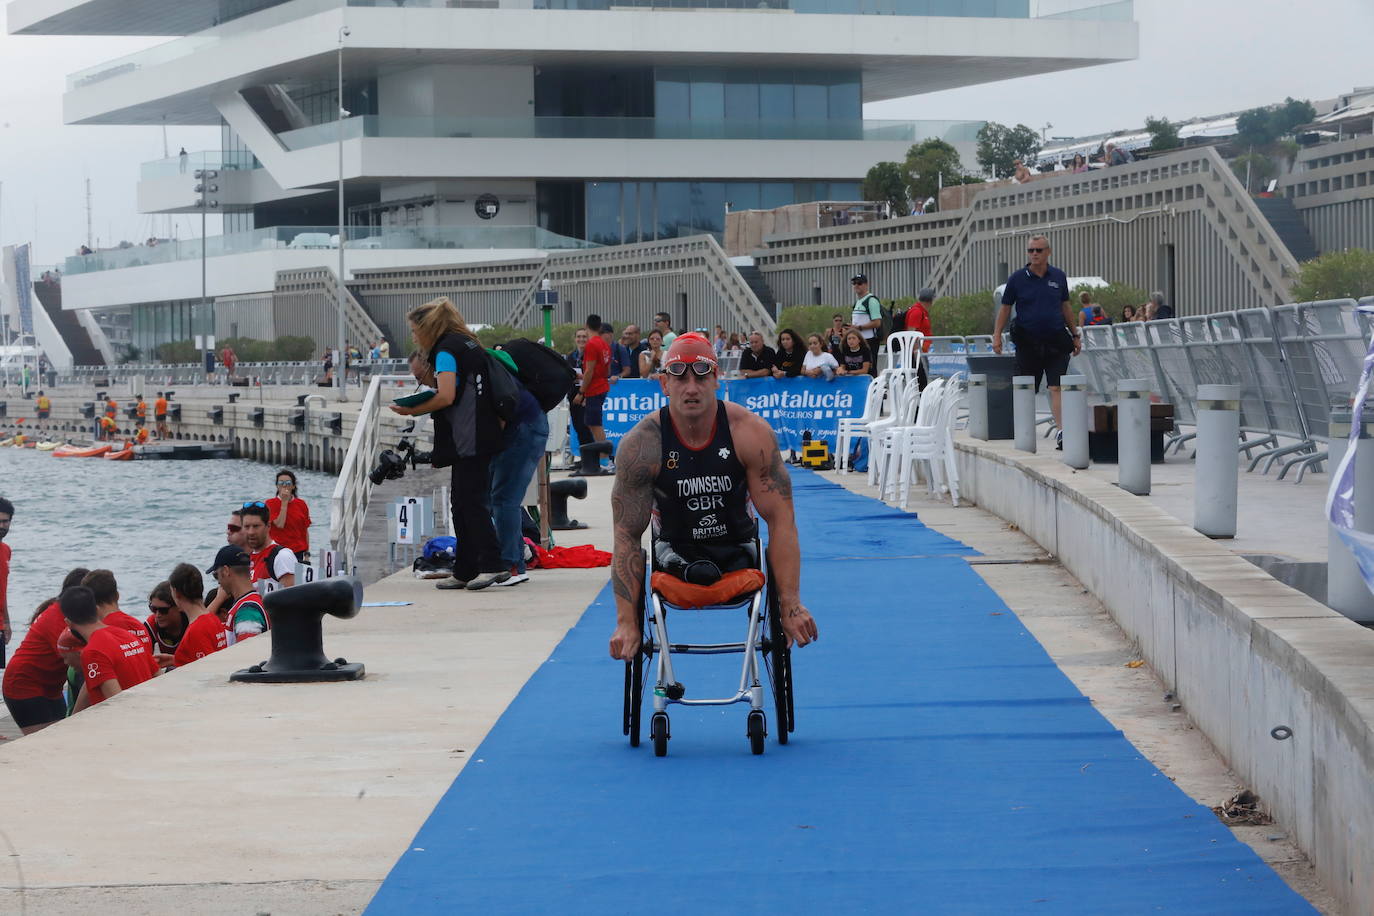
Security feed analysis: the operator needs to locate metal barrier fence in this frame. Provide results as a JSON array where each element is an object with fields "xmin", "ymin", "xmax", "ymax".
[
  {"xmin": 1077, "ymin": 298, "xmax": 1373, "ymax": 482},
  {"xmin": 56, "ymin": 359, "xmax": 409, "ymax": 388}
]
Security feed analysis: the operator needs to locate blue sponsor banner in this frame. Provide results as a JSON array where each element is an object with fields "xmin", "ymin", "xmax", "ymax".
[{"xmin": 573, "ymin": 377, "xmax": 869, "ymax": 453}]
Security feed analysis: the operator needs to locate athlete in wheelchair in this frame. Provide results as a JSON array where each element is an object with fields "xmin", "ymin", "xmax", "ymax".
[{"xmin": 609, "ymin": 333, "xmax": 819, "ymax": 756}]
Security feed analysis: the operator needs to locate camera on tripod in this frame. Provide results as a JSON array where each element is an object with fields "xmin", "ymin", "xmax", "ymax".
[{"xmin": 369, "ymin": 423, "xmax": 432, "ymax": 485}]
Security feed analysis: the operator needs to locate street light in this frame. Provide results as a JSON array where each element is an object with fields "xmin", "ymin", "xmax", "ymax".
[
  {"xmin": 194, "ymin": 167, "xmax": 220, "ymax": 379},
  {"xmin": 336, "ymin": 24, "xmax": 351, "ymax": 402}
]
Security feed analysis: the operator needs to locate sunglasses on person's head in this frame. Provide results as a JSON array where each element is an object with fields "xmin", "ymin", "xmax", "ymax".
[
  {"xmin": 1027, "ymin": 247, "xmax": 1046, "ymax": 253},
  {"xmin": 663, "ymin": 360, "xmax": 716, "ymax": 378},
  {"xmin": 149, "ymin": 602, "xmax": 174, "ymax": 614},
  {"xmin": 243, "ymin": 500, "xmax": 266, "ymax": 508}
]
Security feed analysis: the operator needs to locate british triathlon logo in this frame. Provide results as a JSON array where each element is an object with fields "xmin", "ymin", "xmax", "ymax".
[{"xmin": 666, "ymin": 450, "xmax": 679, "ymax": 470}]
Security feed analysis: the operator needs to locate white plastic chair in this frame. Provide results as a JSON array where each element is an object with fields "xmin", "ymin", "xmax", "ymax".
[
  {"xmin": 837, "ymin": 372, "xmax": 889, "ymax": 472},
  {"xmin": 892, "ymin": 374, "xmax": 966, "ymax": 508},
  {"xmin": 868, "ymin": 378, "xmax": 924, "ymax": 490},
  {"xmin": 877, "ymin": 378, "xmax": 945, "ymax": 502},
  {"xmin": 883, "ymin": 330, "xmax": 925, "ymax": 377}
]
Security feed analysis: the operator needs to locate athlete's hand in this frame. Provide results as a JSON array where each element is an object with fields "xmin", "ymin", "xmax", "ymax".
[
  {"xmin": 781, "ymin": 602, "xmax": 818, "ymax": 648},
  {"xmin": 609, "ymin": 621, "xmax": 642, "ymax": 661}
]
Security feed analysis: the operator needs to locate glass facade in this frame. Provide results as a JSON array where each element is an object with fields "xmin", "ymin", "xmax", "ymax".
[
  {"xmin": 130, "ymin": 300, "xmax": 215, "ymax": 358},
  {"xmin": 554, "ymin": 179, "xmax": 863, "ymax": 246},
  {"xmin": 534, "ymin": 0, "xmax": 1032, "ymax": 13},
  {"xmin": 655, "ymin": 67, "xmax": 860, "ymax": 132}
]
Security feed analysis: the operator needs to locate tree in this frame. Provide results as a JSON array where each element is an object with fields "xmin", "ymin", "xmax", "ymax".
[
  {"xmin": 1231, "ymin": 152, "xmax": 1277, "ymax": 193},
  {"xmin": 1236, "ymin": 98, "xmax": 1317, "ymax": 148},
  {"xmin": 903, "ymin": 138, "xmax": 966, "ymax": 206},
  {"xmin": 861, "ymin": 161, "xmax": 908, "ymax": 213},
  {"xmin": 1144, "ymin": 115, "xmax": 1180, "ymax": 152},
  {"xmin": 975, "ymin": 122, "xmax": 1041, "ymax": 179},
  {"xmin": 1290, "ymin": 248, "xmax": 1374, "ymax": 302}
]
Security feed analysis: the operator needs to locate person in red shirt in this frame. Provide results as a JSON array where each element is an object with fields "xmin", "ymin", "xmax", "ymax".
[
  {"xmin": 80, "ymin": 569, "xmax": 154, "ymax": 653},
  {"xmin": 573, "ymin": 313, "xmax": 612, "ymax": 450},
  {"xmin": 266, "ymin": 469, "xmax": 312, "ymax": 561},
  {"xmin": 169, "ymin": 562, "xmax": 228, "ymax": 668},
  {"xmin": 240, "ymin": 504, "xmax": 296, "ymax": 587},
  {"xmin": 0, "ymin": 497, "xmax": 12, "ymax": 653},
  {"xmin": 904, "ymin": 287, "xmax": 936, "ymax": 391},
  {"xmin": 2, "ymin": 566, "xmax": 90, "ymax": 734},
  {"xmin": 61, "ymin": 587, "xmax": 157, "ymax": 710}
]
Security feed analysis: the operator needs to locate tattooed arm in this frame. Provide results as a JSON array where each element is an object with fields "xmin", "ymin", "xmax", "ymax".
[
  {"xmin": 608, "ymin": 413, "xmax": 660, "ymax": 660},
  {"xmin": 730, "ymin": 404, "xmax": 818, "ymax": 648}
]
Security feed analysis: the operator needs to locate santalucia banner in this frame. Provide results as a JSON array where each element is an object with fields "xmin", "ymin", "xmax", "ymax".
[
  {"xmin": 1326, "ymin": 303, "xmax": 1374, "ymax": 589},
  {"xmin": 571, "ymin": 377, "xmax": 870, "ymax": 453}
]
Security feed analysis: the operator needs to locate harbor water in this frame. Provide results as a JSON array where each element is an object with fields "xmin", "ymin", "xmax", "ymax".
[{"xmin": 0, "ymin": 447, "xmax": 334, "ymax": 648}]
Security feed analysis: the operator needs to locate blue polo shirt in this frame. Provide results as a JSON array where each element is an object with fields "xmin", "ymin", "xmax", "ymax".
[{"xmin": 1001, "ymin": 264, "xmax": 1071, "ymax": 337}]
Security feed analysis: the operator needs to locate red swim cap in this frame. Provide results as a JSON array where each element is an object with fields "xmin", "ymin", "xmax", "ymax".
[{"xmin": 663, "ymin": 332, "xmax": 718, "ymax": 371}]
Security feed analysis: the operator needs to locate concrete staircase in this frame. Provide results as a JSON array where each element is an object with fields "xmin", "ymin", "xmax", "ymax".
[
  {"xmin": 733, "ymin": 261, "xmax": 777, "ymax": 320},
  {"xmin": 1254, "ymin": 196, "xmax": 1319, "ymax": 263},
  {"xmin": 31, "ymin": 278, "xmax": 105, "ymax": 366}
]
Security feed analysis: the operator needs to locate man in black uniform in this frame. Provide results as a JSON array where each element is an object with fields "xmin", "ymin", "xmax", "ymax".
[{"xmin": 608, "ymin": 333, "xmax": 818, "ymax": 660}]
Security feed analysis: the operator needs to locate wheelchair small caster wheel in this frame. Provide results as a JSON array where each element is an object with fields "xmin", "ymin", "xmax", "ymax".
[
  {"xmin": 747, "ymin": 711, "xmax": 766, "ymax": 756},
  {"xmin": 651, "ymin": 713, "xmax": 670, "ymax": 757}
]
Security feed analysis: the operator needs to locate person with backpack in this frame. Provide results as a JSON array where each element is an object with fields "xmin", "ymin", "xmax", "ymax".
[
  {"xmin": 389, "ymin": 297, "xmax": 508, "ymax": 591},
  {"xmin": 849, "ymin": 274, "xmax": 884, "ymax": 373},
  {"xmin": 902, "ymin": 287, "xmax": 935, "ymax": 391}
]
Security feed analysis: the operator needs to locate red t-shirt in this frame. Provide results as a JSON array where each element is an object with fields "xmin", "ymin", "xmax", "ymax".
[
  {"xmin": 904, "ymin": 303, "xmax": 933, "ymax": 352},
  {"xmin": 2, "ymin": 603, "xmax": 69, "ymax": 699},
  {"xmin": 265, "ymin": 497, "xmax": 312, "ymax": 554},
  {"xmin": 582, "ymin": 334, "xmax": 611, "ymax": 397},
  {"xmin": 173, "ymin": 613, "xmax": 229, "ymax": 667},
  {"xmin": 103, "ymin": 609, "xmax": 154, "ymax": 653},
  {"xmin": 0, "ymin": 542, "xmax": 10, "ymax": 628},
  {"xmin": 81, "ymin": 625, "xmax": 157, "ymax": 703}
]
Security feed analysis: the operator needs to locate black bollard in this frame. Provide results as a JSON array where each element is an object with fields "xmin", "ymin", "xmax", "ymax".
[
  {"xmin": 549, "ymin": 478, "xmax": 589, "ymax": 530},
  {"xmin": 230, "ymin": 577, "xmax": 366, "ymax": 683},
  {"xmin": 571, "ymin": 440, "xmax": 614, "ymax": 477}
]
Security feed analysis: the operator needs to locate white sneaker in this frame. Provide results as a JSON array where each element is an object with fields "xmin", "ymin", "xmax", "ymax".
[{"xmin": 496, "ymin": 572, "xmax": 530, "ymax": 587}]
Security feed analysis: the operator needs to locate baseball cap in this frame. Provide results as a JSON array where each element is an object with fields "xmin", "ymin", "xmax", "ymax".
[
  {"xmin": 850, "ymin": 274, "xmax": 868, "ymax": 284},
  {"xmin": 663, "ymin": 332, "xmax": 718, "ymax": 371},
  {"xmin": 917, "ymin": 287, "xmax": 936, "ymax": 302},
  {"xmin": 206, "ymin": 545, "xmax": 252, "ymax": 575}
]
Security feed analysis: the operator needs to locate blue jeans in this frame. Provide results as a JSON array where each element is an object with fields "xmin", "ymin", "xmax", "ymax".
[{"xmin": 490, "ymin": 413, "xmax": 550, "ymax": 573}]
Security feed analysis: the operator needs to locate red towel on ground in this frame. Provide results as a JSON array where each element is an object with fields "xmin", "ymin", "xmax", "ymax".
[{"xmin": 531, "ymin": 544, "xmax": 612, "ymax": 569}]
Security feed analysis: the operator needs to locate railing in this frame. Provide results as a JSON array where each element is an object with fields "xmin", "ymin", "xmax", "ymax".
[
  {"xmin": 59, "ymin": 359, "xmax": 408, "ymax": 387},
  {"xmin": 278, "ymin": 113, "xmax": 983, "ymax": 149},
  {"xmin": 1075, "ymin": 298, "xmax": 1374, "ymax": 482},
  {"xmin": 141, "ymin": 150, "xmax": 260, "ymax": 181}
]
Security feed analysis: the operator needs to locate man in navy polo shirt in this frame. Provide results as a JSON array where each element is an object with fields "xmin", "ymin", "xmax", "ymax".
[{"xmin": 992, "ymin": 234, "xmax": 1080, "ymax": 441}]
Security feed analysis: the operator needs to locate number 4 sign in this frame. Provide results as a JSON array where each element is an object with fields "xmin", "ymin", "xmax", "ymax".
[{"xmin": 395, "ymin": 497, "xmax": 420, "ymax": 545}]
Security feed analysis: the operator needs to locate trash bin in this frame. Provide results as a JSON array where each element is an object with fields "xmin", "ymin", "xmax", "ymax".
[{"xmin": 966, "ymin": 354, "xmax": 1017, "ymax": 440}]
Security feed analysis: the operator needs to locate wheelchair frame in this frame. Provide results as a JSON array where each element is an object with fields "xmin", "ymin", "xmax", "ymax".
[{"xmin": 622, "ymin": 547, "xmax": 794, "ymax": 757}]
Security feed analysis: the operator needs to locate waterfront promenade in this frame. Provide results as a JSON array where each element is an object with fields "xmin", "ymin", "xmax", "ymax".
[{"xmin": 0, "ymin": 451, "xmax": 1340, "ymax": 913}]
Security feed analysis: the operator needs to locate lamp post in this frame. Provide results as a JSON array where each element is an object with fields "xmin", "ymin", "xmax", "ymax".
[
  {"xmin": 194, "ymin": 165, "xmax": 219, "ymax": 379},
  {"xmin": 336, "ymin": 24, "xmax": 351, "ymax": 402}
]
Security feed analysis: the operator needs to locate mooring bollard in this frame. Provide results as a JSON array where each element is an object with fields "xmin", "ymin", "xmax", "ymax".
[
  {"xmin": 1327, "ymin": 409, "xmax": 1374, "ymax": 622},
  {"xmin": 1013, "ymin": 375, "xmax": 1036, "ymax": 453},
  {"xmin": 1117, "ymin": 378, "xmax": 1151, "ymax": 495},
  {"xmin": 1194, "ymin": 384, "xmax": 1240, "ymax": 538},
  {"xmin": 1059, "ymin": 374, "xmax": 1089, "ymax": 470},
  {"xmin": 230, "ymin": 577, "xmax": 366, "ymax": 683},
  {"xmin": 967, "ymin": 374, "xmax": 989, "ymax": 440}
]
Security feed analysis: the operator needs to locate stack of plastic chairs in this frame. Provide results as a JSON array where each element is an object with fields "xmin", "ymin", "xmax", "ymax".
[
  {"xmin": 867, "ymin": 378, "xmax": 923, "ymax": 490},
  {"xmin": 888, "ymin": 372, "xmax": 967, "ymax": 509},
  {"xmin": 875, "ymin": 377, "xmax": 946, "ymax": 503},
  {"xmin": 836, "ymin": 373, "xmax": 891, "ymax": 472}
]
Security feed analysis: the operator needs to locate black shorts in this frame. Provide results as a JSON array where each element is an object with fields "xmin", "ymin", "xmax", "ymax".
[
  {"xmin": 583, "ymin": 393, "xmax": 606, "ymax": 427},
  {"xmin": 1014, "ymin": 342, "xmax": 1072, "ymax": 392},
  {"xmin": 4, "ymin": 694, "xmax": 67, "ymax": 729}
]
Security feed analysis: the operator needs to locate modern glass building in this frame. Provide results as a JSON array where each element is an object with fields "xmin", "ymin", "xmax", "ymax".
[{"xmin": 9, "ymin": 0, "xmax": 1136, "ymax": 346}]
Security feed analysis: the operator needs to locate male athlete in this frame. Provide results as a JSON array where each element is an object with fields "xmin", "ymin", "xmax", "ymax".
[{"xmin": 608, "ymin": 333, "xmax": 818, "ymax": 660}]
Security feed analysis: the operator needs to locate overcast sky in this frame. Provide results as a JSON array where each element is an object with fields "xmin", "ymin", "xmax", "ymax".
[{"xmin": 1, "ymin": 0, "xmax": 1371, "ymax": 266}]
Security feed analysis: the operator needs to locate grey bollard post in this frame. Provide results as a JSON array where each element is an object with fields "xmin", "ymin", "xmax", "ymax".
[
  {"xmin": 1193, "ymin": 385, "xmax": 1240, "ymax": 538},
  {"xmin": 1327, "ymin": 409, "xmax": 1374, "ymax": 621},
  {"xmin": 1117, "ymin": 378, "xmax": 1151, "ymax": 495},
  {"xmin": 1059, "ymin": 374, "xmax": 1089, "ymax": 469},
  {"xmin": 1012, "ymin": 375, "xmax": 1036, "ymax": 453},
  {"xmin": 967, "ymin": 374, "xmax": 989, "ymax": 440}
]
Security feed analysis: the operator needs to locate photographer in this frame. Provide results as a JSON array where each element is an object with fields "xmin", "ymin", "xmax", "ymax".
[{"xmin": 388, "ymin": 297, "xmax": 509, "ymax": 591}]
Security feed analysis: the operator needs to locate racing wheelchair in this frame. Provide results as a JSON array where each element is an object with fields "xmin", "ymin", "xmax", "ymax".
[{"xmin": 621, "ymin": 538, "xmax": 795, "ymax": 756}]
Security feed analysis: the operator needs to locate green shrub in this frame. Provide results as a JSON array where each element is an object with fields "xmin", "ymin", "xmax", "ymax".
[
  {"xmin": 1291, "ymin": 248, "xmax": 1374, "ymax": 302},
  {"xmin": 931, "ymin": 290, "xmax": 997, "ymax": 337},
  {"xmin": 775, "ymin": 305, "xmax": 845, "ymax": 342},
  {"xmin": 476, "ymin": 322, "xmax": 585, "ymax": 354},
  {"xmin": 274, "ymin": 336, "xmax": 317, "ymax": 361},
  {"xmin": 156, "ymin": 340, "xmax": 198, "ymax": 363}
]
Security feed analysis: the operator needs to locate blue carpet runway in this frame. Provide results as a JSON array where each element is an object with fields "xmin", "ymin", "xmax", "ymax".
[{"xmin": 367, "ymin": 469, "xmax": 1313, "ymax": 914}]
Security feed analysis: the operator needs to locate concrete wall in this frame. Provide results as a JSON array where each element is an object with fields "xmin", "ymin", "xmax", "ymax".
[{"xmin": 954, "ymin": 436, "xmax": 1374, "ymax": 916}]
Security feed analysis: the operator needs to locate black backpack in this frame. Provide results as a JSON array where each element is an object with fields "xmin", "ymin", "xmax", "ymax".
[
  {"xmin": 891, "ymin": 308, "xmax": 907, "ymax": 336},
  {"xmin": 499, "ymin": 338, "xmax": 577, "ymax": 411},
  {"xmin": 484, "ymin": 351, "xmax": 522, "ymax": 423}
]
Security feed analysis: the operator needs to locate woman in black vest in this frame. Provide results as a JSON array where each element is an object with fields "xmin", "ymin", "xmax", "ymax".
[{"xmin": 390, "ymin": 297, "xmax": 508, "ymax": 590}]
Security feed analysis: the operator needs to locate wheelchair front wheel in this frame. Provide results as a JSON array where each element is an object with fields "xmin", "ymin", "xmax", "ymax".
[
  {"xmin": 651, "ymin": 712, "xmax": 669, "ymax": 757},
  {"xmin": 747, "ymin": 710, "xmax": 766, "ymax": 755}
]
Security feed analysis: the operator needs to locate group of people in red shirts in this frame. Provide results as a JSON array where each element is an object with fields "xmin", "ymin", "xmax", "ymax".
[{"xmin": 0, "ymin": 469, "xmax": 311, "ymax": 736}]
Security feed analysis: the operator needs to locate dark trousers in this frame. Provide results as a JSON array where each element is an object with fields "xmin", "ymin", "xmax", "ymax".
[
  {"xmin": 450, "ymin": 455, "xmax": 504, "ymax": 580},
  {"xmin": 569, "ymin": 400, "xmax": 593, "ymax": 447}
]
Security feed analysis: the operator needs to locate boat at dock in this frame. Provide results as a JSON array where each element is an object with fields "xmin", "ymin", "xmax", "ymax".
[{"xmin": 134, "ymin": 442, "xmax": 233, "ymax": 460}]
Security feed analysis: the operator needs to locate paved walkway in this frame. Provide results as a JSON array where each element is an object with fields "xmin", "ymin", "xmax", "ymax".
[{"xmin": 366, "ymin": 469, "xmax": 1314, "ymax": 914}]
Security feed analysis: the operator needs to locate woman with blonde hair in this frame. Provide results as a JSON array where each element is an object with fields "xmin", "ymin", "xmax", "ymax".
[{"xmin": 388, "ymin": 297, "xmax": 508, "ymax": 590}]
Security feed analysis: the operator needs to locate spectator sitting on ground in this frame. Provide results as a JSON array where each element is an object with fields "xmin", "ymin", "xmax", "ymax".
[
  {"xmin": 836, "ymin": 329, "xmax": 872, "ymax": 377},
  {"xmin": 739, "ymin": 331, "xmax": 776, "ymax": 378},
  {"xmin": 82, "ymin": 569, "xmax": 153, "ymax": 651},
  {"xmin": 62, "ymin": 586, "xmax": 157, "ymax": 712},
  {"xmin": 209, "ymin": 546, "xmax": 269, "ymax": 643},
  {"xmin": 2, "ymin": 567, "xmax": 90, "ymax": 735},
  {"xmin": 143, "ymin": 580, "xmax": 186, "ymax": 667},
  {"xmin": 772, "ymin": 329, "xmax": 804, "ymax": 379},
  {"xmin": 801, "ymin": 334, "xmax": 839, "ymax": 381},
  {"xmin": 169, "ymin": 562, "xmax": 227, "ymax": 668},
  {"xmin": 639, "ymin": 329, "xmax": 665, "ymax": 378}
]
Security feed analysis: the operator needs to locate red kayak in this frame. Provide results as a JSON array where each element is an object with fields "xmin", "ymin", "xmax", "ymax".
[
  {"xmin": 105, "ymin": 447, "xmax": 135, "ymax": 461},
  {"xmin": 53, "ymin": 443, "xmax": 113, "ymax": 458}
]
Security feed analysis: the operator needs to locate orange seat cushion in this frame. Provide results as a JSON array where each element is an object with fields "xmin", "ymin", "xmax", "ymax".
[{"xmin": 651, "ymin": 569, "xmax": 766, "ymax": 609}]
